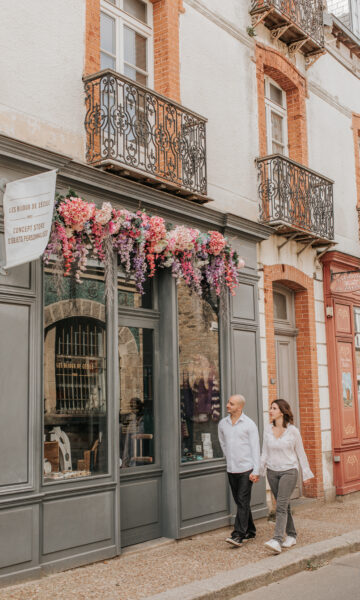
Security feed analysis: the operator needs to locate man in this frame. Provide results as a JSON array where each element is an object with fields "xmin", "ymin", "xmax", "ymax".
[{"xmin": 218, "ymin": 394, "xmax": 260, "ymax": 547}]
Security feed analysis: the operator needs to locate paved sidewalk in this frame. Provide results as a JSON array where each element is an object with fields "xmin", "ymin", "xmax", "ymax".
[{"xmin": 1, "ymin": 496, "xmax": 360, "ymax": 600}]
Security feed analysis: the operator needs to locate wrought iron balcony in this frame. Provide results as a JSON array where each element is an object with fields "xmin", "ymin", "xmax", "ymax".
[
  {"xmin": 84, "ymin": 70, "xmax": 208, "ymax": 203},
  {"xmin": 257, "ymin": 154, "xmax": 334, "ymax": 245},
  {"xmin": 250, "ymin": 1, "xmax": 325, "ymax": 57}
]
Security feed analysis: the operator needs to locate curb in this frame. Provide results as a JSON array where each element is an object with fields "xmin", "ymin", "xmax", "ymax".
[{"xmin": 144, "ymin": 530, "xmax": 360, "ymax": 599}]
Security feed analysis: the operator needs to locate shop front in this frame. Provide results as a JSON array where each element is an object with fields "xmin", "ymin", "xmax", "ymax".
[
  {"xmin": 0, "ymin": 138, "xmax": 270, "ymax": 584},
  {"xmin": 322, "ymin": 251, "xmax": 360, "ymax": 495}
]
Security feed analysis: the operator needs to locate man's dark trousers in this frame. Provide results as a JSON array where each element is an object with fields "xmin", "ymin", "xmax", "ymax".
[{"xmin": 228, "ymin": 470, "xmax": 256, "ymax": 539}]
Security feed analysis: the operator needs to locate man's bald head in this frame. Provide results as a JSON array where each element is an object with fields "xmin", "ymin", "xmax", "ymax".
[
  {"xmin": 230, "ymin": 394, "xmax": 246, "ymax": 407},
  {"xmin": 227, "ymin": 394, "xmax": 246, "ymax": 417}
]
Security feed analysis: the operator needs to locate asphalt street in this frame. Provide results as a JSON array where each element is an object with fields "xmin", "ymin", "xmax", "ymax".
[{"xmin": 233, "ymin": 551, "xmax": 360, "ymax": 600}]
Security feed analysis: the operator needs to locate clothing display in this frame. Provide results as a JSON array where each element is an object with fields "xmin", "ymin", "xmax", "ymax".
[{"xmin": 180, "ymin": 372, "xmax": 221, "ymax": 462}]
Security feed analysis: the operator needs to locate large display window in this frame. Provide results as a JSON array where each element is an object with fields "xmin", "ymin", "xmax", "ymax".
[
  {"xmin": 43, "ymin": 265, "xmax": 108, "ymax": 481},
  {"xmin": 178, "ymin": 281, "xmax": 221, "ymax": 463}
]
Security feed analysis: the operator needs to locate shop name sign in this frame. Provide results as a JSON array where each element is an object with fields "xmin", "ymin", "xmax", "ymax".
[
  {"xmin": 2, "ymin": 170, "xmax": 57, "ymax": 270},
  {"xmin": 330, "ymin": 271, "xmax": 360, "ymax": 293}
]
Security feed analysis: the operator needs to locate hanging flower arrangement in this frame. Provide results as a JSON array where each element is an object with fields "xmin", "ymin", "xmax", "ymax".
[{"xmin": 43, "ymin": 192, "xmax": 245, "ymax": 296}]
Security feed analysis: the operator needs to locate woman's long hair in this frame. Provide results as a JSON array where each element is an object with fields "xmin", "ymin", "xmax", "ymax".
[{"xmin": 272, "ymin": 399, "xmax": 294, "ymax": 428}]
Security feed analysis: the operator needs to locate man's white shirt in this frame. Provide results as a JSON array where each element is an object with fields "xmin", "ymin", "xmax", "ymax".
[{"xmin": 218, "ymin": 413, "xmax": 260, "ymax": 475}]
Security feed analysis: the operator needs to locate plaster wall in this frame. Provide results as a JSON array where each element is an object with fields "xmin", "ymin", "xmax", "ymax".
[
  {"xmin": 0, "ymin": 0, "xmax": 86, "ymax": 161},
  {"xmin": 179, "ymin": 1, "xmax": 259, "ymax": 219},
  {"xmin": 307, "ymin": 91, "xmax": 359, "ymax": 256}
]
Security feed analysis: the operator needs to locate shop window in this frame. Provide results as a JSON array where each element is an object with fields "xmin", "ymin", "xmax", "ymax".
[
  {"xmin": 264, "ymin": 76, "xmax": 288, "ymax": 156},
  {"xmin": 43, "ymin": 265, "xmax": 108, "ymax": 481},
  {"xmin": 100, "ymin": 0, "xmax": 153, "ymax": 87},
  {"xmin": 178, "ymin": 281, "xmax": 221, "ymax": 463},
  {"xmin": 119, "ymin": 327, "xmax": 154, "ymax": 467}
]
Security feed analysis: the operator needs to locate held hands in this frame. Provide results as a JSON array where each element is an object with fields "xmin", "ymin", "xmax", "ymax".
[
  {"xmin": 303, "ymin": 479, "xmax": 311, "ymax": 485},
  {"xmin": 249, "ymin": 473, "xmax": 259, "ymax": 483}
]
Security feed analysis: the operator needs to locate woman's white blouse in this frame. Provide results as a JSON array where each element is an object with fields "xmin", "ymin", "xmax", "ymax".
[{"xmin": 260, "ymin": 424, "xmax": 314, "ymax": 480}]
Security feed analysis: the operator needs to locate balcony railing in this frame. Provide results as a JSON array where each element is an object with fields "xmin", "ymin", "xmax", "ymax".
[
  {"xmin": 250, "ymin": 0, "xmax": 325, "ymax": 55},
  {"xmin": 257, "ymin": 154, "xmax": 334, "ymax": 243},
  {"xmin": 84, "ymin": 70, "xmax": 208, "ymax": 201}
]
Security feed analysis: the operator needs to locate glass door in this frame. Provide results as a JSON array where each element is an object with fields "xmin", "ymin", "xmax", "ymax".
[
  {"xmin": 119, "ymin": 325, "xmax": 155, "ymax": 468},
  {"xmin": 117, "ymin": 269, "xmax": 161, "ymax": 547}
]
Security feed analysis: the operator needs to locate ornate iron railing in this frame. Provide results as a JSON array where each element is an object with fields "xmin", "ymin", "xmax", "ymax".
[
  {"xmin": 257, "ymin": 155, "xmax": 334, "ymax": 241},
  {"xmin": 84, "ymin": 70, "xmax": 207, "ymax": 196},
  {"xmin": 250, "ymin": 0, "xmax": 324, "ymax": 47}
]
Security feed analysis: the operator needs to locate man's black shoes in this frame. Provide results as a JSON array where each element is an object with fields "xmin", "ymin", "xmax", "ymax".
[
  {"xmin": 225, "ymin": 535, "xmax": 243, "ymax": 547},
  {"xmin": 225, "ymin": 532, "xmax": 256, "ymax": 546},
  {"xmin": 242, "ymin": 532, "xmax": 256, "ymax": 542}
]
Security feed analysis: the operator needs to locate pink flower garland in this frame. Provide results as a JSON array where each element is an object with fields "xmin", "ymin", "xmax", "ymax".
[{"xmin": 44, "ymin": 193, "xmax": 244, "ymax": 297}]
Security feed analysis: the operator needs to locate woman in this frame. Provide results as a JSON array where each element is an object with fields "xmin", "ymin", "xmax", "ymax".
[{"xmin": 260, "ymin": 399, "xmax": 314, "ymax": 554}]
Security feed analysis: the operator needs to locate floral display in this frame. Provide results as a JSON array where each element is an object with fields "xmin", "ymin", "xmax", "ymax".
[{"xmin": 43, "ymin": 192, "xmax": 245, "ymax": 296}]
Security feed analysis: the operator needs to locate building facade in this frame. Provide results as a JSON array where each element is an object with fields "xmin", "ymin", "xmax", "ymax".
[{"xmin": 0, "ymin": 0, "xmax": 360, "ymax": 585}]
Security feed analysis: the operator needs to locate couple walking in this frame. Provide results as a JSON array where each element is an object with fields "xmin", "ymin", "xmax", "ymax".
[{"xmin": 218, "ymin": 394, "xmax": 313, "ymax": 554}]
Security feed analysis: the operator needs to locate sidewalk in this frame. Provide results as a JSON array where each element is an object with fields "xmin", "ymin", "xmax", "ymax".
[{"xmin": 1, "ymin": 496, "xmax": 360, "ymax": 600}]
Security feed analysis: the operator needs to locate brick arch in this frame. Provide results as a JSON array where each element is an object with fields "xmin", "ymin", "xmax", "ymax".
[
  {"xmin": 264, "ymin": 264, "xmax": 323, "ymax": 498},
  {"xmin": 256, "ymin": 43, "xmax": 308, "ymax": 165},
  {"xmin": 44, "ymin": 299, "xmax": 105, "ymax": 328}
]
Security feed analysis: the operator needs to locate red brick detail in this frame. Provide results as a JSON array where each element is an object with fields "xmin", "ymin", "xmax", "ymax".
[
  {"xmin": 353, "ymin": 114, "xmax": 360, "ymax": 235},
  {"xmin": 150, "ymin": 0, "xmax": 182, "ymax": 102},
  {"xmin": 255, "ymin": 43, "xmax": 308, "ymax": 165},
  {"xmin": 85, "ymin": 0, "xmax": 101, "ymax": 77},
  {"xmin": 85, "ymin": 1, "xmax": 182, "ymax": 100},
  {"xmin": 263, "ymin": 265, "xmax": 323, "ymax": 498}
]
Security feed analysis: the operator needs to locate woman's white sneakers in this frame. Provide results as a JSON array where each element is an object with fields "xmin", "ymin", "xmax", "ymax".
[
  {"xmin": 281, "ymin": 536, "xmax": 296, "ymax": 548},
  {"xmin": 264, "ymin": 539, "xmax": 282, "ymax": 554},
  {"xmin": 265, "ymin": 536, "xmax": 297, "ymax": 553}
]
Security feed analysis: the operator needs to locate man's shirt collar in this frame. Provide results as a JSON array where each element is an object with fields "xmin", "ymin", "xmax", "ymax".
[{"xmin": 226, "ymin": 413, "xmax": 245, "ymax": 425}]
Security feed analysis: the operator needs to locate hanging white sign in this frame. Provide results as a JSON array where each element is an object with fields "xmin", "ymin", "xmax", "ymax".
[{"xmin": 2, "ymin": 170, "xmax": 57, "ymax": 270}]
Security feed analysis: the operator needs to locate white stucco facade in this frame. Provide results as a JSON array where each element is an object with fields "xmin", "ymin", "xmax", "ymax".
[{"xmin": 0, "ymin": 0, "xmax": 86, "ymax": 161}]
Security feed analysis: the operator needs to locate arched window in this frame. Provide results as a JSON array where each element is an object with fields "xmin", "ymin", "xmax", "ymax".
[{"xmin": 43, "ymin": 265, "xmax": 108, "ymax": 481}]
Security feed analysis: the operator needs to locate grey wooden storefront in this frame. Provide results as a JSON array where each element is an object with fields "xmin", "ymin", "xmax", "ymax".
[{"xmin": 0, "ymin": 136, "xmax": 270, "ymax": 585}]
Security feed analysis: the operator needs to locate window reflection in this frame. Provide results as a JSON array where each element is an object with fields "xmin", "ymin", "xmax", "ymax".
[
  {"xmin": 117, "ymin": 268, "xmax": 153, "ymax": 309},
  {"xmin": 43, "ymin": 265, "xmax": 108, "ymax": 481},
  {"xmin": 178, "ymin": 282, "xmax": 221, "ymax": 462},
  {"xmin": 119, "ymin": 327, "xmax": 154, "ymax": 467}
]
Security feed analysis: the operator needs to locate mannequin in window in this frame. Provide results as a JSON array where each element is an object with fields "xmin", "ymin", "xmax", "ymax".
[{"xmin": 120, "ymin": 397, "xmax": 144, "ymax": 467}]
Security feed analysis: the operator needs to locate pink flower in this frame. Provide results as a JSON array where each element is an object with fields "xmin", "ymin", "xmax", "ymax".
[
  {"xmin": 58, "ymin": 197, "xmax": 95, "ymax": 232},
  {"xmin": 237, "ymin": 257, "xmax": 245, "ymax": 269},
  {"xmin": 167, "ymin": 226, "xmax": 199, "ymax": 253},
  {"xmin": 208, "ymin": 231, "xmax": 226, "ymax": 256},
  {"xmin": 94, "ymin": 202, "xmax": 112, "ymax": 225},
  {"xmin": 147, "ymin": 216, "xmax": 167, "ymax": 244}
]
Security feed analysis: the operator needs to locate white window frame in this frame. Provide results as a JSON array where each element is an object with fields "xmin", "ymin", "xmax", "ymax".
[
  {"xmin": 264, "ymin": 76, "xmax": 288, "ymax": 157},
  {"xmin": 100, "ymin": 0, "xmax": 154, "ymax": 88}
]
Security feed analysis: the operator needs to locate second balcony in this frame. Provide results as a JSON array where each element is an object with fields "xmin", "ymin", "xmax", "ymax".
[
  {"xmin": 256, "ymin": 154, "xmax": 334, "ymax": 246},
  {"xmin": 84, "ymin": 70, "xmax": 208, "ymax": 203}
]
